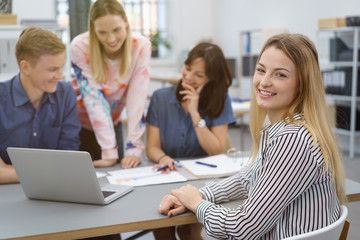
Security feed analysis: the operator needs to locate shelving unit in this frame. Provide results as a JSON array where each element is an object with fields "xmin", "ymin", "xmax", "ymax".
[
  {"xmin": 317, "ymin": 27, "xmax": 360, "ymax": 158},
  {"xmin": 238, "ymin": 29, "xmax": 260, "ymax": 98},
  {"xmin": 238, "ymin": 28, "xmax": 287, "ymax": 98},
  {"xmin": 0, "ymin": 25, "xmax": 71, "ymax": 82}
]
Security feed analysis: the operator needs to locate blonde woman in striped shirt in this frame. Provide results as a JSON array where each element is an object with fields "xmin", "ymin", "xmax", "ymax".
[{"xmin": 158, "ymin": 33, "xmax": 346, "ymax": 239}]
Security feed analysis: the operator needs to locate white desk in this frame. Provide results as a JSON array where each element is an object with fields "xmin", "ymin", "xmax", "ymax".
[
  {"xmin": 0, "ymin": 164, "xmax": 241, "ymax": 240},
  {"xmin": 0, "ymin": 178, "xmax": 203, "ymax": 240},
  {"xmin": 1, "ymin": 164, "xmax": 359, "ymax": 240}
]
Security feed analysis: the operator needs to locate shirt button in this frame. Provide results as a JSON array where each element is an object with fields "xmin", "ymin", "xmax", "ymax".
[
  {"xmin": 33, "ymin": 132, "xmax": 37, "ymax": 136},
  {"xmin": 181, "ymin": 133, "xmax": 185, "ymax": 137}
]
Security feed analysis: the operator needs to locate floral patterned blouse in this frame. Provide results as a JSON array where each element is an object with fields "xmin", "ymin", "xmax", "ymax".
[{"xmin": 70, "ymin": 32, "xmax": 151, "ymax": 160}]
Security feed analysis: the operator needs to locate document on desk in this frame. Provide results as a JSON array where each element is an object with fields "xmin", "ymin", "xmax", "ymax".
[
  {"xmin": 106, "ymin": 166, "xmax": 187, "ymax": 186},
  {"xmin": 180, "ymin": 154, "xmax": 250, "ymax": 178}
]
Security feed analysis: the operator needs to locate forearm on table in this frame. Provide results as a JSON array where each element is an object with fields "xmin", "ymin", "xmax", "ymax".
[
  {"xmin": 0, "ymin": 165, "xmax": 19, "ymax": 184},
  {"xmin": 195, "ymin": 125, "xmax": 228, "ymax": 155},
  {"xmin": 146, "ymin": 146, "xmax": 167, "ymax": 163},
  {"xmin": 195, "ymin": 129, "xmax": 222, "ymax": 155},
  {"xmin": 189, "ymin": 110, "xmax": 227, "ymax": 155},
  {"xmin": 145, "ymin": 124, "xmax": 167, "ymax": 163}
]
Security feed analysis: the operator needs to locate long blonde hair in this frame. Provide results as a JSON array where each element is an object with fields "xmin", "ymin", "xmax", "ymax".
[
  {"xmin": 249, "ymin": 33, "xmax": 346, "ymax": 204},
  {"xmin": 88, "ymin": 0, "xmax": 132, "ymax": 83}
]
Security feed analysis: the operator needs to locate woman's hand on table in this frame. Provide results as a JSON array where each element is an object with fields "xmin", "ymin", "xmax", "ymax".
[
  {"xmin": 121, "ymin": 156, "xmax": 141, "ymax": 168},
  {"xmin": 158, "ymin": 194, "xmax": 186, "ymax": 217},
  {"xmin": 153, "ymin": 155, "xmax": 178, "ymax": 173},
  {"xmin": 170, "ymin": 184, "xmax": 203, "ymax": 213}
]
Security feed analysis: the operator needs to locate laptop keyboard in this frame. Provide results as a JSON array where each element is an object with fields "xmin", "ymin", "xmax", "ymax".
[{"xmin": 102, "ymin": 190, "xmax": 116, "ymax": 198}]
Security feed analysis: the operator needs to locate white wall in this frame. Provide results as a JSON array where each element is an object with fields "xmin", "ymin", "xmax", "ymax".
[
  {"xmin": 0, "ymin": 1, "xmax": 63, "ymax": 82},
  {"xmin": 0, "ymin": 1, "xmax": 57, "ymax": 44},
  {"xmin": 155, "ymin": 0, "xmax": 360, "ymax": 79},
  {"xmin": 151, "ymin": 0, "xmax": 216, "ymax": 73},
  {"xmin": 9, "ymin": 0, "xmax": 360, "ymax": 59},
  {"xmin": 171, "ymin": 0, "xmax": 215, "ymax": 55},
  {"xmin": 12, "ymin": 0, "xmax": 56, "ymax": 21},
  {"xmin": 7, "ymin": 0, "xmax": 360, "ymax": 76},
  {"xmin": 213, "ymin": 0, "xmax": 360, "ymax": 59}
]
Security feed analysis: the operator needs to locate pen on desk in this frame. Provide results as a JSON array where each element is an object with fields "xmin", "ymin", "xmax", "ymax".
[
  {"xmin": 195, "ymin": 161, "xmax": 217, "ymax": 168},
  {"xmin": 157, "ymin": 162, "xmax": 176, "ymax": 171}
]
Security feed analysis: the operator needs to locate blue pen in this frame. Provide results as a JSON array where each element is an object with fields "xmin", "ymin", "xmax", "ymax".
[
  {"xmin": 157, "ymin": 162, "xmax": 176, "ymax": 171},
  {"xmin": 195, "ymin": 161, "xmax": 217, "ymax": 168}
]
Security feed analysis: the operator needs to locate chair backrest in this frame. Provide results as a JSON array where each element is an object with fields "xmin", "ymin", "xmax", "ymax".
[{"xmin": 283, "ymin": 205, "xmax": 348, "ymax": 240}]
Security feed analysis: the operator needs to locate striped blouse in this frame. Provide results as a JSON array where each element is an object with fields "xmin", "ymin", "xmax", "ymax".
[{"xmin": 197, "ymin": 115, "xmax": 341, "ymax": 239}]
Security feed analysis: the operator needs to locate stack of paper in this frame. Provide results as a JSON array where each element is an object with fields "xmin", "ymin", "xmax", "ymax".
[
  {"xmin": 106, "ymin": 166, "xmax": 187, "ymax": 187},
  {"xmin": 180, "ymin": 154, "xmax": 250, "ymax": 178}
]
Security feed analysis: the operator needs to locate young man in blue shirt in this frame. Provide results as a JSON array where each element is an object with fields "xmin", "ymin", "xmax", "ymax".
[{"xmin": 0, "ymin": 27, "xmax": 81, "ymax": 184}]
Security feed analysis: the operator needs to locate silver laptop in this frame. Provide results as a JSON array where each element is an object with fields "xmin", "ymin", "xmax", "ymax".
[{"xmin": 7, "ymin": 147, "xmax": 133, "ymax": 205}]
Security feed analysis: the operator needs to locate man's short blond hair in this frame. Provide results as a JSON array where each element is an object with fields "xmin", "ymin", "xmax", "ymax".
[{"xmin": 15, "ymin": 27, "xmax": 66, "ymax": 66}]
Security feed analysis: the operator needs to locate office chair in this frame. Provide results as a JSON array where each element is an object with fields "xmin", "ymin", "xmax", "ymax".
[{"xmin": 283, "ymin": 205, "xmax": 349, "ymax": 240}]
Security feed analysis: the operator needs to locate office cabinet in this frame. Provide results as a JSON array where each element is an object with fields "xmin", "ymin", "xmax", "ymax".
[
  {"xmin": 238, "ymin": 29, "xmax": 287, "ymax": 97},
  {"xmin": 317, "ymin": 27, "xmax": 360, "ymax": 158}
]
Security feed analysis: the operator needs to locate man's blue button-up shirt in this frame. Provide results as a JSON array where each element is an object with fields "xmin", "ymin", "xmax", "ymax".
[{"xmin": 0, "ymin": 74, "xmax": 81, "ymax": 164}]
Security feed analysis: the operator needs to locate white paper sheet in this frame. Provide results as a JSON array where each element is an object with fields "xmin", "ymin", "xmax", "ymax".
[
  {"xmin": 96, "ymin": 171, "xmax": 107, "ymax": 178},
  {"xmin": 180, "ymin": 154, "xmax": 250, "ymax": 178},
  {"xmin": 107, "ymin": 166, "xmax": 187, "ymax": 186}
]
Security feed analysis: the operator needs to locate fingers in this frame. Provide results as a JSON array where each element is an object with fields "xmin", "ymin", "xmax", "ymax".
[
  {"xmin": 121, "ymin": 156, "xmax": 141, "ymax": 168},
  {"xmin": 153, "ymin": 157, "xmax": 178, "ymax": 174},
  {"xmin": 158, "ymin": 194, "xmax": 174, "ymax": 213},
  {"xmin": 170, "ymin": 184, "xmax": 203, "ymax": 212},
  {"xmin": 93, "ymin": 159, "xmax": 117, "ymax": 168},
  {"xmin": 181, "ymin": 81, "xmax": 206, "ymax": 94},
  {"xmin": 196, "ymin": 83, "xmax": 206, "ymax": 94},
  {"xmin": 168, "ymin": 205, "xmax": 187, "ymax": 217},
  {"xmin": 158, "ymin": 194, "xmax": 186, "ymax": 217},
  {"xmin": 180, "ymin": 82, "xmax": 196, "ymax": 99},
  {"xmin": 181, "ymin": 81, "xmax": 195, "ymax": 91},
  {"xmin": 179, "ymin": 90, "xmax": 193, "ymax": 101}
]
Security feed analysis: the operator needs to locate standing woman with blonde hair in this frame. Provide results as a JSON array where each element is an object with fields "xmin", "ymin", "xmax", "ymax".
[
  {"xmin": 71, "ymin": 0, "xmax": 151, "ymax": 168},
  {"xmin": 157, "ymin": 33, "xmax": 346, "ymax": 239}
]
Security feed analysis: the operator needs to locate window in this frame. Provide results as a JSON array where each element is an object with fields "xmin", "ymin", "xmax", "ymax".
[
  {"xmin": 56, "ymin": 0, "xmax": 170, "ymax": 58},
  {"xmin": 56, "ymin": 0, "xmax": 69, "ymax": 27},
  {"xmin": 124, "ymin": 0, "xmax": 170, "ymax": 58}
]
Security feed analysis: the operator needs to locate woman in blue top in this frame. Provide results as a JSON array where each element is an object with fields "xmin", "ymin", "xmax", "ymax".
[{"xmin": 146, "ymin": 42, "xmax": 235, "ymax": 239}]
